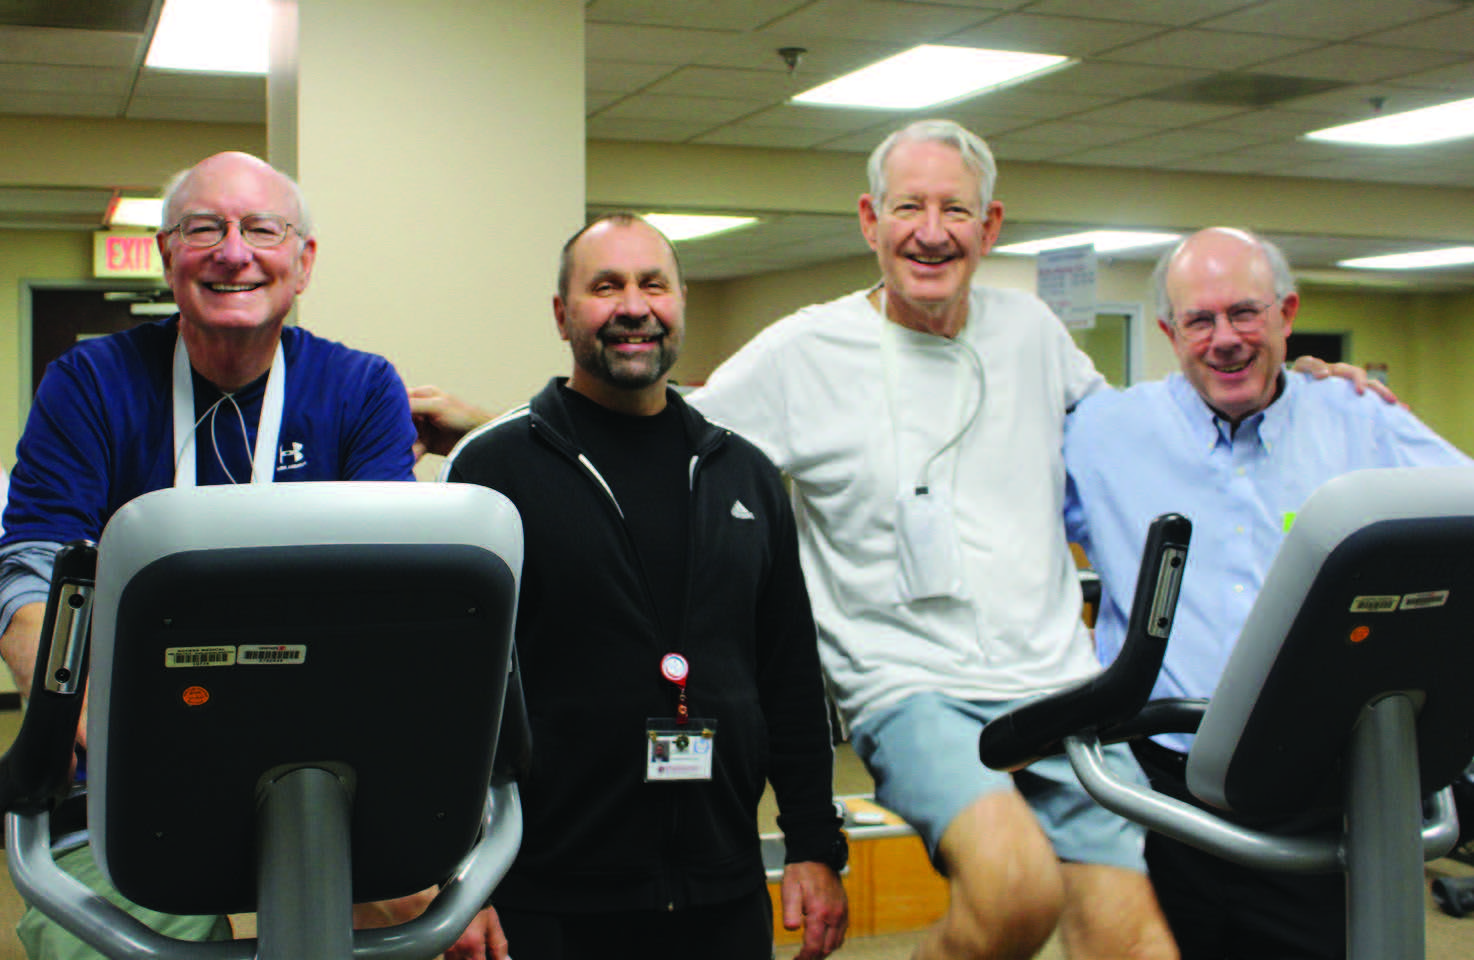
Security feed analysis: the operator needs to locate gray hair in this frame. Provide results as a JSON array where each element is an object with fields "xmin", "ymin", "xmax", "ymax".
[
  {"xmin": 160, "ymin": 155, "xmax": 315, "ymax": 239},
  {"xmin": 557, "ymin": 212, "xmax": 684, "ymax": 301},
  {"xmin": 866, "ymin": 119, "xmax": 998, "ymax": 205},
  {"xmin": 1151, "ymin": 228, "xmax": 1297, "ymax": 322}
]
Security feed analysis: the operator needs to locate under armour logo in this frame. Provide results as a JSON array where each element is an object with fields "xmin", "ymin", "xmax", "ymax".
[
  {"xmin": 730, "ymin": 500, "xmax": 755, "ymax": 520},
  {"xmin": 277, "ymin": 441, "xmax": 307, "ymax": 471}
]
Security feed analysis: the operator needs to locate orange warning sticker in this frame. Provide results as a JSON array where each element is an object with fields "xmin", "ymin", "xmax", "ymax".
[
  {"xmin": 182, "ymin": 685, "xmax": 210, "ymax": 707},
  {"xmin": 1349, "ymin": 626, "xmax": 1371, "ymax": 644}
]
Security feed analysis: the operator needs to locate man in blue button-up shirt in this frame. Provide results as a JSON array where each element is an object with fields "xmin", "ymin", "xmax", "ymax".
[{"xmin": 1064, "ymin": 226, "xmax": 1471, "ymax": 960}]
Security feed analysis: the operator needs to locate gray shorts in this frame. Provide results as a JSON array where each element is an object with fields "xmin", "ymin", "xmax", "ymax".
[{"xmin": 850, "ymin": 690, "xmax": 1148, "ymax": 875}]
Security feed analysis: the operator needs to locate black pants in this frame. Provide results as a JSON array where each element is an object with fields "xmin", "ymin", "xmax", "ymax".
[
  {"xmin": 1132, "ymin": 740, "xmax": 1346, "ymax": 960},
  {"xmin": 495, "ymin": 886, "xmax": 774, "ymax": 960}
]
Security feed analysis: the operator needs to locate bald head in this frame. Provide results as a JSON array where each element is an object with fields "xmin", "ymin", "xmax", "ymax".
[
  {"xmin": 1155, "ymin": 227, "xmax": 1300, "ymax": 424},
  {"xmin": 162, "ymin": 152, "xmax": 313, "ymax": 238}
]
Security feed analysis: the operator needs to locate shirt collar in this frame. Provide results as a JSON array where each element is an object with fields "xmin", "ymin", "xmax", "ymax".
[{"xmin": 1167, "ymin": 368, "xmax": 1290, "ymax": 453}]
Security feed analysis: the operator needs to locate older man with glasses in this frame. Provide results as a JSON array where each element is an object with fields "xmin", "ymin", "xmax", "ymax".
[
  {"xmin": 0, "ymin": 151, "xmax": 417, "ymax": 960},
  {"xmin": 1062, "ymin": 226, "xmax": 1472, "ymax": 959}
]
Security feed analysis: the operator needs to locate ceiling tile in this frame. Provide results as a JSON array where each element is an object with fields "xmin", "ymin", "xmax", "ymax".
[
  {"xmin": 0, "ymin": 26, "xmax": 141, "ymax": 67},
  {"xmin": 643, "ymin": 65, "xmax": 806, "ymax": 100},
  {"xmin": 1071, "ymin": 97, "xmax": 1249, "ymax": 127},
  {"xmin": 985, "ymin": 118, "xmax": 1148, "ymax": 147},
  {"xmin": 586, "ymin": 91, "xmax": 623, "ymax": 113},
  {"xmin": 692, "ymin": 123, "xmax": 845, "ymax": 148},
  {"xmin": 1252, "ymin": 42, "xmax": 1468, "ymax": 84},
  {"xmin": 1200, "ymin": 0, "xmax": 1461, "ymax": 42},
  {"xmin": 586, "ymin": 115, "xmax": 718, "ymax": 142},
  {"xmin": 1384, "ymin": 65, "xmax": 1474, "ymax": 94},
  {"xmin": 595, "ymin": 93, "xmax": 765, "ymax": 124},
  {"xmin": 587, "ymin": 60, "xmax": 678, "ymax": 94},
  {"xmin": 0, "ymin": 0, "xmax": 154, "ymax": 33},
  {"xmin": 946, "ymin": 13, "xmax": 1165, "ymax": 57},
  {"xmin": 1374, "ymin": 9, "xmax": 1474, "ymax": 54},
  {"xmin": 1097, "ymin": 28, "xmax": 1323, "ymax": 70},
  {"xmin": 1190, "ymin": 107, "xmax": 1343, "ymax": 137},
  {"xmin": 1098, "ymin": 126, "xmax": 1261, "ymax": 159},
  {"xmin": 736, "ymin": 102, "xmax": 910, "ymax": 132},
  {"xmin": 1024, "ymin": 1, "xmax": 1260, "ymax": 27},
  {"xmin": 984, "ymin": 138, "xmax": 1076, "ymax": 162},
  {"xmin": 586, "ymin": 0, "xmax": 816, "ymax": 31},
  {"xmin": 941, "ymin": 85, "xmax": 1117, "ymax": 120},
  {"xmin": 1025, "ymin": 60, "xmax": 1211, "ymax": 97},
  {"xmin": 760, "ymin": 0, "xmax": 996, "ymax": 45},
  {"xmin": 1282, "ymin": 82, "xmax": 1463, "ymax": 117}
]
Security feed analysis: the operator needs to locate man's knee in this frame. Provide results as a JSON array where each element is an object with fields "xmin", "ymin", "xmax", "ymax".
[
  {"xmin": 935, "ymin": 791, "xmax": 1066, "ymax": 956},
  {"xmin": 1060, "ymin": 864, "xmax": 1178, "ymax": 960}
]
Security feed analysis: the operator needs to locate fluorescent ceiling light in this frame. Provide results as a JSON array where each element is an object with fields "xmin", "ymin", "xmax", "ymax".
[
  {"xmin": 1305, "ymin": 96, "xmax": 1474, "ymax": 147},
  {"xmin": 643, "ymin": 214, "xmax": 757, "ymax": 242},
  {"xmin": 1337, "ymin": 247, "xmax": 1474, "ymax": 270},
  {"xmin": 792, "ymin": 46, "xmax": 1073, "ymax": 110},
  {"xmin": 146, "ymin": 0, "xmax": 270, "ymax": 74},
  {"xmin": 994, "ymin": 231, "xmax": 1181, "ymax": 256},
  {"xmin": 106, "ymin": 197, "xmax": 165, "ymax": 229}
]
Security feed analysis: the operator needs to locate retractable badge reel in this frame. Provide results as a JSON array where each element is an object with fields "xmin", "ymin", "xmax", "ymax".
[{"xmin": 646, "ymin": 652, "xmax": 717, "ymax": 782}]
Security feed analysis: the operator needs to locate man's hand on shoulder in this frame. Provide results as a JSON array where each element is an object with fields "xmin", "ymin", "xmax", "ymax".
[
  {"xmin": 1292, "ymin": 356, "xmax": 1402, "ymax": 407},
  {"xmin": 781, "ymin": 861, "xmax": 848, "ymax": 960},
  {"xmin": 407, "ymin": 385, "xmax": 493, "ymax": 460}
]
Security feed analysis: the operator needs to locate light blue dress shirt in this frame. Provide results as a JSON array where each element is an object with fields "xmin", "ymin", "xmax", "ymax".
[{"xmin": 1064, "ymin": 370, "xmax": 1472, "ymax": 751}]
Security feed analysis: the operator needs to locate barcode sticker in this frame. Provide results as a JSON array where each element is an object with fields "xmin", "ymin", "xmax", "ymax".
[
  {"xmin": 238, "ymin": 644, "xmax": 307, "ymax": 665},
  {"xmin": 165, "ymin": 646, "xmax": 236, "ymax": 668},
  {"xmin": 1349, "ymin": 595, "xmax": 1400, "ymax": 613}
]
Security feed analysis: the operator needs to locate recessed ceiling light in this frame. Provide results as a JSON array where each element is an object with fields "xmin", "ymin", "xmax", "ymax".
[
  {"xmin": 1305, "ymin": 97, "xmax": 1474, "ymax": 147},
  {"xmin": 994, "ymin": 231, "xmax": 1181, "ymax": 256},
  {"xmin": 643, "ymin": 214, "xmax": 757, "ymax": 242},
  {"xmin": 1337, "ymin": 247, "xmax": 1474, "ymax": 270},
  {"xmin": 106, "ymin": 197, "xmax": 165, "ymax": 229},
  {"xmin": 146, "ymin": 0, "xmax": 270, "ymax": 74},
  {"xmin": 792, "ymin": 46, "xmax": 1073, "ymax": 111}
]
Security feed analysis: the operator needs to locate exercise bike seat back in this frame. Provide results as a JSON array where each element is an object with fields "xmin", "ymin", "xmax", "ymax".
[
  {"xmin": 87, "ymin": 481, "xmax": 523, "ymax": 914},
  {"xmin": 1188, "ymin": 465, "xmax": 1474, "ymax": 819}
]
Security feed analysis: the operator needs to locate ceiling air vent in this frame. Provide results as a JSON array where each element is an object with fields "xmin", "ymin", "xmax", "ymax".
[{"xmin": 1147, "ymin": 73, "xmax": 1348, "ymax": 108}]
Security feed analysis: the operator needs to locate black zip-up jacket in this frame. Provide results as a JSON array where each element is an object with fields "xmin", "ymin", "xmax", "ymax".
[{"xmin": 446, "ymin": 379, "xmax": 844, "ymax": 912}]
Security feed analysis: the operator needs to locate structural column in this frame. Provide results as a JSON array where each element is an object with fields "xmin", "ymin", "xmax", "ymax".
[{"xmin": 270, "ymin": 0, "xmax": 583, "ymax": 429}]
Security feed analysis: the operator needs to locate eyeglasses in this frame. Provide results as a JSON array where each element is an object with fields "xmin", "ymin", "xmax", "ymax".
[
  {"xmin": 1174, "ymin": 299, "xmax": 1278, "ymax": 343},
  {"xmin": 164, "ymin": 213, "xmax": 300, "ymax": 249}
]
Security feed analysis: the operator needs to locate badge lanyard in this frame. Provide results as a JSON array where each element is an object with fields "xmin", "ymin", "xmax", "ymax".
[{"xmin": 172, "ymin": 332, "xmax": 286, "ymax": 488}]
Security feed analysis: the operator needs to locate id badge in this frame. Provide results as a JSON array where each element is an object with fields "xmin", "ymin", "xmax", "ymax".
[
  {"xmin": 895, "ymin": 487, "xmax": 966, "ymax": 602},
  {"xmin": 645, "ymin": 718, "xmax": 717, "ymax": 782}
]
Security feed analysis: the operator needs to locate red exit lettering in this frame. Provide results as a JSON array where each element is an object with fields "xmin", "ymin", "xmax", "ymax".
[{"xmin": 106, "ymin": 236, "xmax": 155, "ymax": 272}]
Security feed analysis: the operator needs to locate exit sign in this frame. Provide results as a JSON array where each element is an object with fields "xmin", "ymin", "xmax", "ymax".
[{"xmin": 94, "ymin": 231, "xmax": 163, "ymax": 279}]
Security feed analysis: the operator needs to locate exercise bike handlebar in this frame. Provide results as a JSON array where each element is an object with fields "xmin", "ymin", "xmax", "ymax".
[
  {"xmin": 0, "ymin": 541, "xmax": 96, "ymax": 816},
  {"xmin": 978, "ymin": 514, "xmax": 1191, "ymax": 772}
]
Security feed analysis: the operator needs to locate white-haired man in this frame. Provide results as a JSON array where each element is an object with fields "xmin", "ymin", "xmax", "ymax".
[
  {"xmin": 0, "ymin": 151, "xmax": 417, "ymax": 959},
  {"xmin": 692, "ymin": 119, "xmax": 1176, "ymax": 960}
]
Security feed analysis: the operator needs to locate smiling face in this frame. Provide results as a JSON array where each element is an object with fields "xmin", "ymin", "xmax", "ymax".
[
  {"xmin": 554, "ymin": 218, "xmax": 685, "ymax": 415},
  {"xmin": 1161, "ymin": 229, "xmax": 1298, "ymax": 424},
  {"xmin": 157, "ymin": 152, "xmax": 315, "ymax": 343},
  {"xmin": 858, "ymin": 138, "xmax": 1002, "ymax": 337}
]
